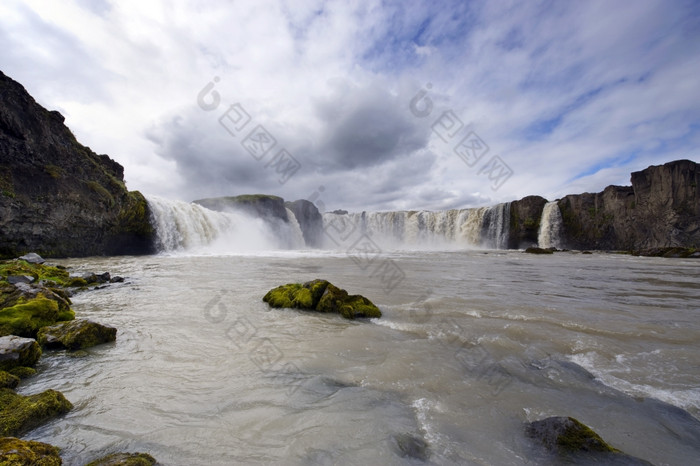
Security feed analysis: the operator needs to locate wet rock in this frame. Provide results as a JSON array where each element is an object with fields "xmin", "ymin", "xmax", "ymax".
[
  {"xmin": 37, "ymin": 319, "xmax": 116, "ymax": 351},
  {"xmin": 17, "ymin": 253, "xmax": 45, "ymax": 265},
  {"xmin": 0, "ymin": 388, "xmax": 72, "ymax": 436},
  {"xmin": 0, "ymin": 436, "xmax": 62, "ymax": 465},
  {"xmin": 285, "ymin": 199, "xmax": 323, "ymax": 247},
  {"xmin": 97, "ymin": 272, "xmax": 111, "ymax": 282},
  {"xmin": 524, "ymin": 247, "xmax": 554, "ymax": 255},
  {"xmin": 391, "ymin": 433, "xmax": 430, "ymax": 461},
  {"xmin": 0, "ymin": 336, "xmax": 41, "ymax": 371},
  {"xmin": 0, "ymin": 288, "xmax": 74, "ymax": 338},
  {"xmin": 6, "ymin": 276, "xmax": 34, "ymax": 285},
  {"xmin": 6, "ymin": 367, "xmax": 35, "ymax": 379},
  {"xmin": 110, "ymin": 276, "xmax": 125, "ymax": 283},
  {"xmin": 0, "ymin": 371, "xmax": 19, "ymax": 389},
  {"xmin": 85, "ymin": 452, "xmax": 156, "ymax": 466},
  {"xmin": 525, "ymin": 416, "xmax": 653, "ymax": 464},
  {"xmin": 263, "ymin": 279, "xmax": 381, "ymax": 319}
]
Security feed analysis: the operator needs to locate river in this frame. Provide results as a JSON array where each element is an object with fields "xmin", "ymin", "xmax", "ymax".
[{"xmin": 19, "ymin": 249, "xmax": 700, "ymax": 465}]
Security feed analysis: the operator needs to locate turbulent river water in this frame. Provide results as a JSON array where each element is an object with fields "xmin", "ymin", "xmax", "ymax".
[{"xmin": 19, "ymin": 249, "xmax": 700, "ymax": 465}]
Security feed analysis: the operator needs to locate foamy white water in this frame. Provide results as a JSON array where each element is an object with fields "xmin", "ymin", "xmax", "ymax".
[
  {"xmin": 538, "ymin": 201, "xmax": 564, "ymax": 249},
  {"xmin": 22, "ymin": 251, "xmax": 700, "ymax": 465}
]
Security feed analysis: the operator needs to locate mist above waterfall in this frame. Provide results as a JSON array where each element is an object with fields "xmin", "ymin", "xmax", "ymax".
[{"xmin": 146, "ymin": 196, "xmax": 305, "ymax": 254}]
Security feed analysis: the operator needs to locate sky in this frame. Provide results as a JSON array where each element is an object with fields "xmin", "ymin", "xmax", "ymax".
[{"xmin": 1, "ymin": 0, "xmax": 699, "ymax": 212}]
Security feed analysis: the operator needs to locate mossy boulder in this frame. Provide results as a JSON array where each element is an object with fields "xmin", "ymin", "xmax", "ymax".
[
  {"xmin": 0, "ymin": 336, "xmax": 41, "ymax": 371},
  {"xmin": 37, "ymin": 319, "xmax": 117, "ymax": 351},
  {"xmin": 0, "ymin": 436, "xmax": 62, "ymax": 465},
  {"xmin": 263, "ymin": 280, "xmax": 381, "ymax": 319},
  {"xmin": 85, "ymin": 452, "xmax": 156, "ymax": 466},
  {"xmin": 0, "ymin": 371, "xmax": 19, "ymax": 389},
  {"xmin": 7, "ymin": 367, "xmax": 35, "ymax": 379},
  {"xmin": 526, "ymin": 416, "xmax": 653, "ymax": 464},
  {"xmin": 524, "ymin": 247, "xmax": 554, "ymax": 255},
  {"xmin": 0, "ymin": 388, "xmax": 73, "ymax": 437}
]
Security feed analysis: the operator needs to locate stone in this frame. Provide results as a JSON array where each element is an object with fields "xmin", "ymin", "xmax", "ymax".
[
  {"xmin": 0, "ymin": 388, "xmax": 73, "ymax": 437},
  {"xmin": 0, "ymin": 70, "xmax": 154, "ymax": 259},
  {"xmin": 525, "ymin": 416, "xmax": 653, "ymax": 465},
  {"xmin": 391, "ymin": 433, "xmax": 430, "ymax": 461},
  {"xmin": 524, "ymin": 247, "xmax": 554, "ymax": 255},
  {"xmin": 0, "ymin": 336, "xmax": 41, "ymax": 371},
  {"xmin": 37, "ymin": 319, "xmax": 116, "ymax": 351},
  {"xmin": 263, "ymin": 280, "xmax": 381, "ymax": 319},
  {"xmin": 0, "ymin": 371, "xmax": 19, "ymax": 389},
  {"xmin": 6, "ymin": 276, "xmax": 34, "ymax": 285},
  {"xmin": 17, "ymin": 253, "xmax": 44, "ymax": 264},
  {"xmin": 85, "ymin": 452, "xmax": 156, "ymax": 466},
  {"xmin": 0, "ymin": 437, "xmax": 62, "ymax": 465}
]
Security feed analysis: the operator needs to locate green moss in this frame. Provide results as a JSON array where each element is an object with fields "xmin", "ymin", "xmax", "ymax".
[
  {"xmin": 37, "ymin": 319, "xmax": 117, "ymax": 350},
  {"xmin": 87, "ymin": 181, "xmax": 115, "ymax": 208},
  {"xmin": 522, "ymin": 217, "xmax": 539, "ymax": 229},
  {"xmin": 85, "ymin": 452, "xmax": 157, "ymax": 466},
  {"xmin": 0, "ymin": 436, "xmax": 62, "ymax": 465},
  {"xmin": 264, "ymin": 280, "xmax": 381, "ymax": 320},
  {"xmin": 0, "ymin": 260, "xmax": 70, "ymax": 287},
  {"xmin": 0, "ymin": 170, "xmax": 15, "ymax": 198},
  {"xmin": 556, "ymin": 417, "xmax": 618, "ymax": 453},
  {"xmin": 43, "ymin": 164, "xmax": 63, "ymax": 179},
  {"xmin": 117, "ymin": 191, "xmax": 154, "ymax": 236},
  {"xmin": 7, "ymin": 367, "xmax": 36, "ymax": 379},
  {"xmin": 0, "ymin": 296, "xmax": 59, "ymax": 338},
  {"xmin": 67, "ymin": 277, "xmax": 88, "ymax": 287},
  {"xmin": 0, "ymin": 388, "xmax": 73, "ymax": 437},
  {"xmin": 0, "ymin": 371, "xmax": 20, "ymax": 389}
]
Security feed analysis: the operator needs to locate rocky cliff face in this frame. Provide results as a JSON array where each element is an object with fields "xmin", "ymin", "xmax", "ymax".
[
  {"xmin": 509, "ymin": 195, "xmax": 548, "ymax": 249},
  {"xmin": 194, "ymin": 194, "xmax": 289, "ymax": 222},
  {"xmin": 0, "ymin": 71, "xmax": 154, "ymax": 258},
  {"xmin": 285, "ymin": 199, "xmax": 323, "ymax": 248},
  {"xmin": 558, "ymin": 160, "xmax": 699, "ymax": 250}
]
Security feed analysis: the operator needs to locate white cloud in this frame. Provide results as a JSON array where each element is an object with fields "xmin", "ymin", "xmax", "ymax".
[{"xmin": 0, "ymin": 0, "xmax": 697, "ymax": 211}]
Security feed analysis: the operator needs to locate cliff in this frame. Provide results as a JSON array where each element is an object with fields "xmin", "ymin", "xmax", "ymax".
[
  {"xmin": 557, "ymin": 160, "xmax": 699, "ymax": 250},
  {"xmin": 0, "ymin": 70, "xmax": 154, "ymax": 258},
  {"xmin": 285, "ymin": 199, "xmax": 323, "ymax": 248}
]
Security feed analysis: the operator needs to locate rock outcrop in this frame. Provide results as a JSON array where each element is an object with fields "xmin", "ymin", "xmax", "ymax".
[
  {"xmin": 263, "ymin": 279, "xmax": 382, "ymax": 319},
  {"xmin": 37, "ymin": 319, "xmax": 116, "ymax": 351},
  {"xmin": 195, "ymin": 194, "xmax": 289, "ymax": 223},
  {"xmin": 509, "ymin": 195, "xmax": 548, "ymax": 249},
  {"xmin": 285, "ymin": 199, "xmax": 323, "ymax": 247},
  {"xmin": 0, "ymin": 388, "xmax": 72, "ymax": 437},
  {"xmin": 557, "ymin": 160, "xmax": 699, "ymax": 250},
  {"xmin": 0, "ymin": 436, "xmax": 62, "ymax": 465},
  {"xmin": 0, "ymin": 70, "xmax": 154, "ymax": 259}
]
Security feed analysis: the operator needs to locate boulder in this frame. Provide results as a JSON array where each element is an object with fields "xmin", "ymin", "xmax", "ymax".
[
  {"xmin": 263, "ymin": 280, "xmax": 381, "ymax": 319},
  {"xmin": 0, "ymin": 290, "xmax": 74, "ymax": 338},
  {"xmin": 0, "ymin": 388, "xmax": 73, "ymax": 437},
  {"xmin": 0, "ymin": 371, "xmax": 19, "ymax": 389},
  {"xmin": 85, "ymin": 452, "xmax": 156, "ymax": 466},
  {"xmin": 525, "ymin": 416, "xmax": 653, "ymax": 464},
  {"xmin": 524, "ymin": 247, "xmax": 554, "ymax": 255},
  {"xmin": 391, "ymin": 433, "xmax": 430, "ymax": 461},
  {"xmin": 17, "ymin": 253, "xmax": 44, "ymax": 264},
  {"xmin": 0, "ymin": 437, "xmax": 62, "ymax": 465},
  {"xmin": 37, "ymin": 319, "xmax": 116, "ymax": 351},
  {"xmin": 6, "ymin": 276, "xmax": 33, "ymax": 285},
  {"xmin": 0, "ymin": 336, "xmax": 41, "ymax": 371}
]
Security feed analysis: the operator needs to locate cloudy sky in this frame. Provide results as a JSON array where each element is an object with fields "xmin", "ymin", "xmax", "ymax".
[{"xmin": 1, "ymin": 0, "xmax": 698, "ymax": 212}]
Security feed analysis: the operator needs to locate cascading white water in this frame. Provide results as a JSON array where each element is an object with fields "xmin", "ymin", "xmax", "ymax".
[
  {"xmin": 538, "ymin": 201, "xmax": 564, "ymax": 249},
  {"xmin": 321, "ymin": 203, "xmax": 513, "ymax": 250},
  {"xmin": 146, "ymin": 196, "xmax": 305, "ymax": 253}
]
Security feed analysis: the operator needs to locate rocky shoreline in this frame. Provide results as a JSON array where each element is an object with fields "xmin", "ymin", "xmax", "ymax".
[{"xmin": 0, "ymin": 253, "xmax": 156, "ymax": 465}]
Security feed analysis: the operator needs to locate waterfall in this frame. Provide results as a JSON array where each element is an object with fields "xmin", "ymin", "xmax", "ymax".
[
  {"xmin": 321, "ymin": 204, "xmax": 512, "ymax": 250},
  {"xmin": 538, "ymin": 201, "xmax": 564, "ymax": 249},
  {"xmin": 146, "ymin": 196, "xmax": 305, "ymax": 253}
]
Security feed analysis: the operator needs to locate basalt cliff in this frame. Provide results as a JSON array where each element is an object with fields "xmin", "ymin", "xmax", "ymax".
[{"xmin": 0, "ymin": 71, "xmax": 153, "ymax": 258}]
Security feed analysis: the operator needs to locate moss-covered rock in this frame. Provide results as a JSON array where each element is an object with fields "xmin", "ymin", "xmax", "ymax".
[
  {"xmin": 7, "ymin": 367, "xmax": 35, "ymax": 379},
  {"xmin": 0, "ymin": 336, "xmax": 41, "ymax": 371},
  {"xmin": 524, "ymin": 247, "xmax": 554, "ymax": 255},
  {"xmin": 37, "ymin": 319, "xmax": 117, "ymax": 351},
  {"xmin": 84, "ymin": 452, "xmax": 156, "ymax": 466},
  {"xmin": 0, "ymin": 388, "xmax": 73, "ymax": 437},
  {"xmin": 0, "ymin": 371, "xmax": 20, "ymax": 389},
  {"xmin": 263, "ymin": 280, "xmax": 381, "ymax": 319},
  {"xmin": 0, "ymin": 436, "xmax": 62, "ymax": 465},
  {"xmin": 525, "ymin": 416, "xmax": 653, "ymax": 464}
]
